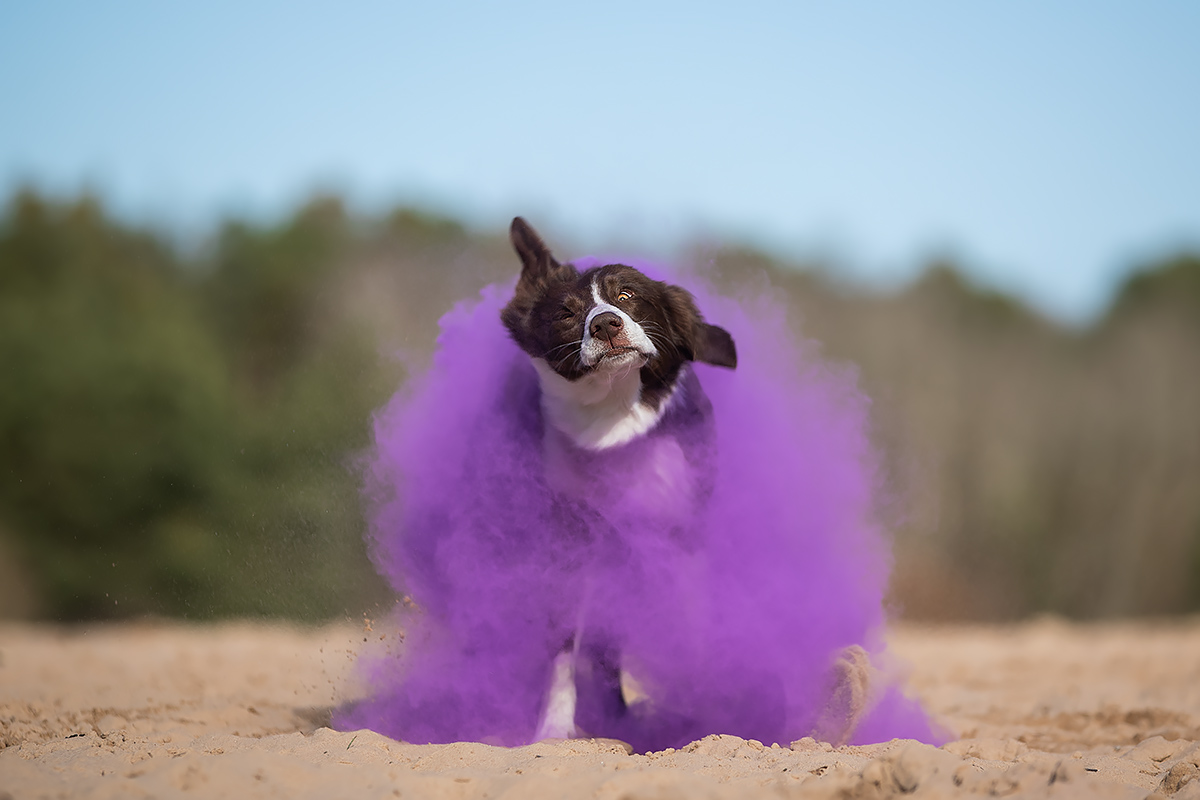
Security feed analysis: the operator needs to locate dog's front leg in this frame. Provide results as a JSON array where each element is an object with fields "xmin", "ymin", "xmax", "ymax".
[{"xmin": 534, "ymin": 647, "xmax": 578, "ymax": 740}]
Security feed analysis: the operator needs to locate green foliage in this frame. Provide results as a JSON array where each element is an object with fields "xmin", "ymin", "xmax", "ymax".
[
  {"xmin": 384, "ymin": 207, "xmax": 468, "ymax": 248},
  {"xmin": 1, "ymin": 193, "xmax": 226, "ymax": 617},
  {"xmin": 206, "ymin": 196, "xmax": 351, "ymax": 386},
  {"xmin": 1106, "ymin": 253, "xmax": 1200, "ymax": 326},
  {"xmin": 0, "ymin": 191, "xmax": 395, "ymax": 620},
  {"xmin": 1, "ymin": 188, "xmax": 1197, "ymax": 621}
]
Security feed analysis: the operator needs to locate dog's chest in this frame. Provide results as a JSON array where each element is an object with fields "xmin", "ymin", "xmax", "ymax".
[
  {"xmin": 542, "ymin": 427, "xmax": 697, "ymax": 526},
  {"xmin": 536, "ymin": 370, "xmax": 717, "ymax": 532},
  {"xmin": 531, "ymin": 358, "xmax": 666, "ymax": 451}
]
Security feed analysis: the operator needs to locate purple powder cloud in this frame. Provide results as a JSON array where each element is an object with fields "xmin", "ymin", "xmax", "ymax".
[{"xmin": 337, "ymin": 263, "xmax": 938, "ymax": 752}]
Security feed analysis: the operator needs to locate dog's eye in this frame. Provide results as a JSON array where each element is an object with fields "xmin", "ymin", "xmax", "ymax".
[
  {"xmin": 617, "ymin": 290, "xmax": 634, "ymax": 302},
  {"xmin": 554, "ymin": 307, "xmax": 575, "ymax": 321}
]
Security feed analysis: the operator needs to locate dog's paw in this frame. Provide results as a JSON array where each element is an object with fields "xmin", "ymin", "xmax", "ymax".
[{"xmin": 812, "ymin": 644, "xmax": 872, "ymax": 747}]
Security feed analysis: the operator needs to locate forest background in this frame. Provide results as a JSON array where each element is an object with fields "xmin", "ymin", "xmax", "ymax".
[{"xmin": 2, "ymin": 189, "xmax": 1197, "ymax": 623}]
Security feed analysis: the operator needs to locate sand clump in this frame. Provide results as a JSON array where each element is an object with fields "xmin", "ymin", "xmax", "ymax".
[{"xmin": 2, "ymin": 616, "xmax": 1199, "ymax": 798}]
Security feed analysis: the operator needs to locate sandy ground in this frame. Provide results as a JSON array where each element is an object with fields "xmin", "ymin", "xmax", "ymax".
[{"xmin": 2, "ymin": 617, "xmax": 1199, "ymax": 799}]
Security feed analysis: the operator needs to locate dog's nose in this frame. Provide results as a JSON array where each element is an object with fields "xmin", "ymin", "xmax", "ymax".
[{"xmin": 589, "ymin": 312, "xmax": 624, "ymax": 343}]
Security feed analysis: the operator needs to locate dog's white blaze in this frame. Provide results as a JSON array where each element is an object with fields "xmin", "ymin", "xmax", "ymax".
[
  {"xmin": 580, "ymin": 280, "xmax": 657, "ymax": 368},
  {"xmin": 534, "ymin": 649, "xmax": 577, "ymax": 740}
]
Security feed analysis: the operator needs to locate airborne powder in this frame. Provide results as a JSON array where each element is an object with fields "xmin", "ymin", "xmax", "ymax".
[{"xmin": 338, "ymin": 261, "xmax": 936, "ymax": 752}]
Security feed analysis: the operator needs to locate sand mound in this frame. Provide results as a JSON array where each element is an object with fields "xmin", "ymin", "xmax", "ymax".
[{"xmin": 2, "ymin": 616, "xmax": 1199, "ymax": 798}]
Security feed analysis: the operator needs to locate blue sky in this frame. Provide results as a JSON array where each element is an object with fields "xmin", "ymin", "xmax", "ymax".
[{"xmin": 2, "ymin": 2, "xmax": 1198, "ymax": 321}]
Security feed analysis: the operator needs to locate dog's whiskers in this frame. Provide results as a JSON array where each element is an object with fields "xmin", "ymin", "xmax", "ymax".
[
  {"xmin": 553, "ymin": 346, "xmax": 585, "ymax": 374},
  {"xmin": 637, "ymin": 320, "xmax": 682, "ymax": 366},
  {"xmin": 545, "ymin": 338, "xmax": 584, "ymax": 358}
]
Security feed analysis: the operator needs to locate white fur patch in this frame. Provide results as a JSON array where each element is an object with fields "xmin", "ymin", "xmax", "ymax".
[
  {"xmin": 534, "ymin": 649, "xmax": 577, "ymax": 740},
  {"xmin": 532, "ymin": 358, "xmax": 666, "ymax": 450}
]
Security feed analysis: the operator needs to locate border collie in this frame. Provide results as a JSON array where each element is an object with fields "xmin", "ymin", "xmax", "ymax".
[
  {"xmin": 501, "ymin": 217, "xmax": 739, "ymax": 741},
  {"xmin": 498, "ymin": 218, "xmax": 872, "ymax": 747}
]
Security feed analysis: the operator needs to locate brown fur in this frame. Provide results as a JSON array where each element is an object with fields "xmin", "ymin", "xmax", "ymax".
[{"xmin": 501, "ymin": 217, "xmax": 735, "ymax": 409}]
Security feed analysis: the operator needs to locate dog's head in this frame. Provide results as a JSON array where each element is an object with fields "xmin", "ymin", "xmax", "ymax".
[
  {"xmin": 501, "ymin": 217, "xmax": 735, "ymax": 386},
  {"xmin": 501, "ymin": 218, "xmax": 735, "ymax": 449}
]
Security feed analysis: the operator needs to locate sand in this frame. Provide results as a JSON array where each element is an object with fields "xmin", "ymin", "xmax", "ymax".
[{"xmin": 2, "ymin": 616, "xmax": 1199, "ymax": 799}]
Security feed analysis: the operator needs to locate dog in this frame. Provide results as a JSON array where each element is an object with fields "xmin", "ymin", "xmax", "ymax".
[
  {"xmin": 498, "ymin": 218, "xmax": 876, "ymax": 748},
  {"xmin": 500, "ymin": 217, "xmax": 740, "ymax": 742},
  {"xmin": 343, "ymin": 219, "xmax": 911, "ymax": 751}
]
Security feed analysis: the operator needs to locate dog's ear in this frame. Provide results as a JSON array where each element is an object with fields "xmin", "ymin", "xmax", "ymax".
[
  {"xmin": 510, "ymin": 217, "xmax": 562, "ymax": 285},
  {"xmin": 664, "ymin": 285, "xmax": 738, "ymax": 369},
  {"xmin": 694, "ymin": 323, "xmax": 737, "ymax": 368}
]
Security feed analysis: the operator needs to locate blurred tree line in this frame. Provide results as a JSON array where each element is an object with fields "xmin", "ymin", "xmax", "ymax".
[
  {"xmin": 1, "ymin": 189, "xmax": 1197, "ymax": 621},
  {"xmin": 698, "ymin": 247, "xmax": 1200, "ymax": 619}
]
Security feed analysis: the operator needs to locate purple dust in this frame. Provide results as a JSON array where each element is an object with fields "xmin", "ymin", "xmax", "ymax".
[{"xmin": 337, "ymin": 264, "xmax": 938, "ymax": 752}]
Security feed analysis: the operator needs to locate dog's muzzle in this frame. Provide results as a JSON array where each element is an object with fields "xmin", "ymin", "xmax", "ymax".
[{"xmin": 581, "ymin": 305, "xmax": 656, "ymax": 368}]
